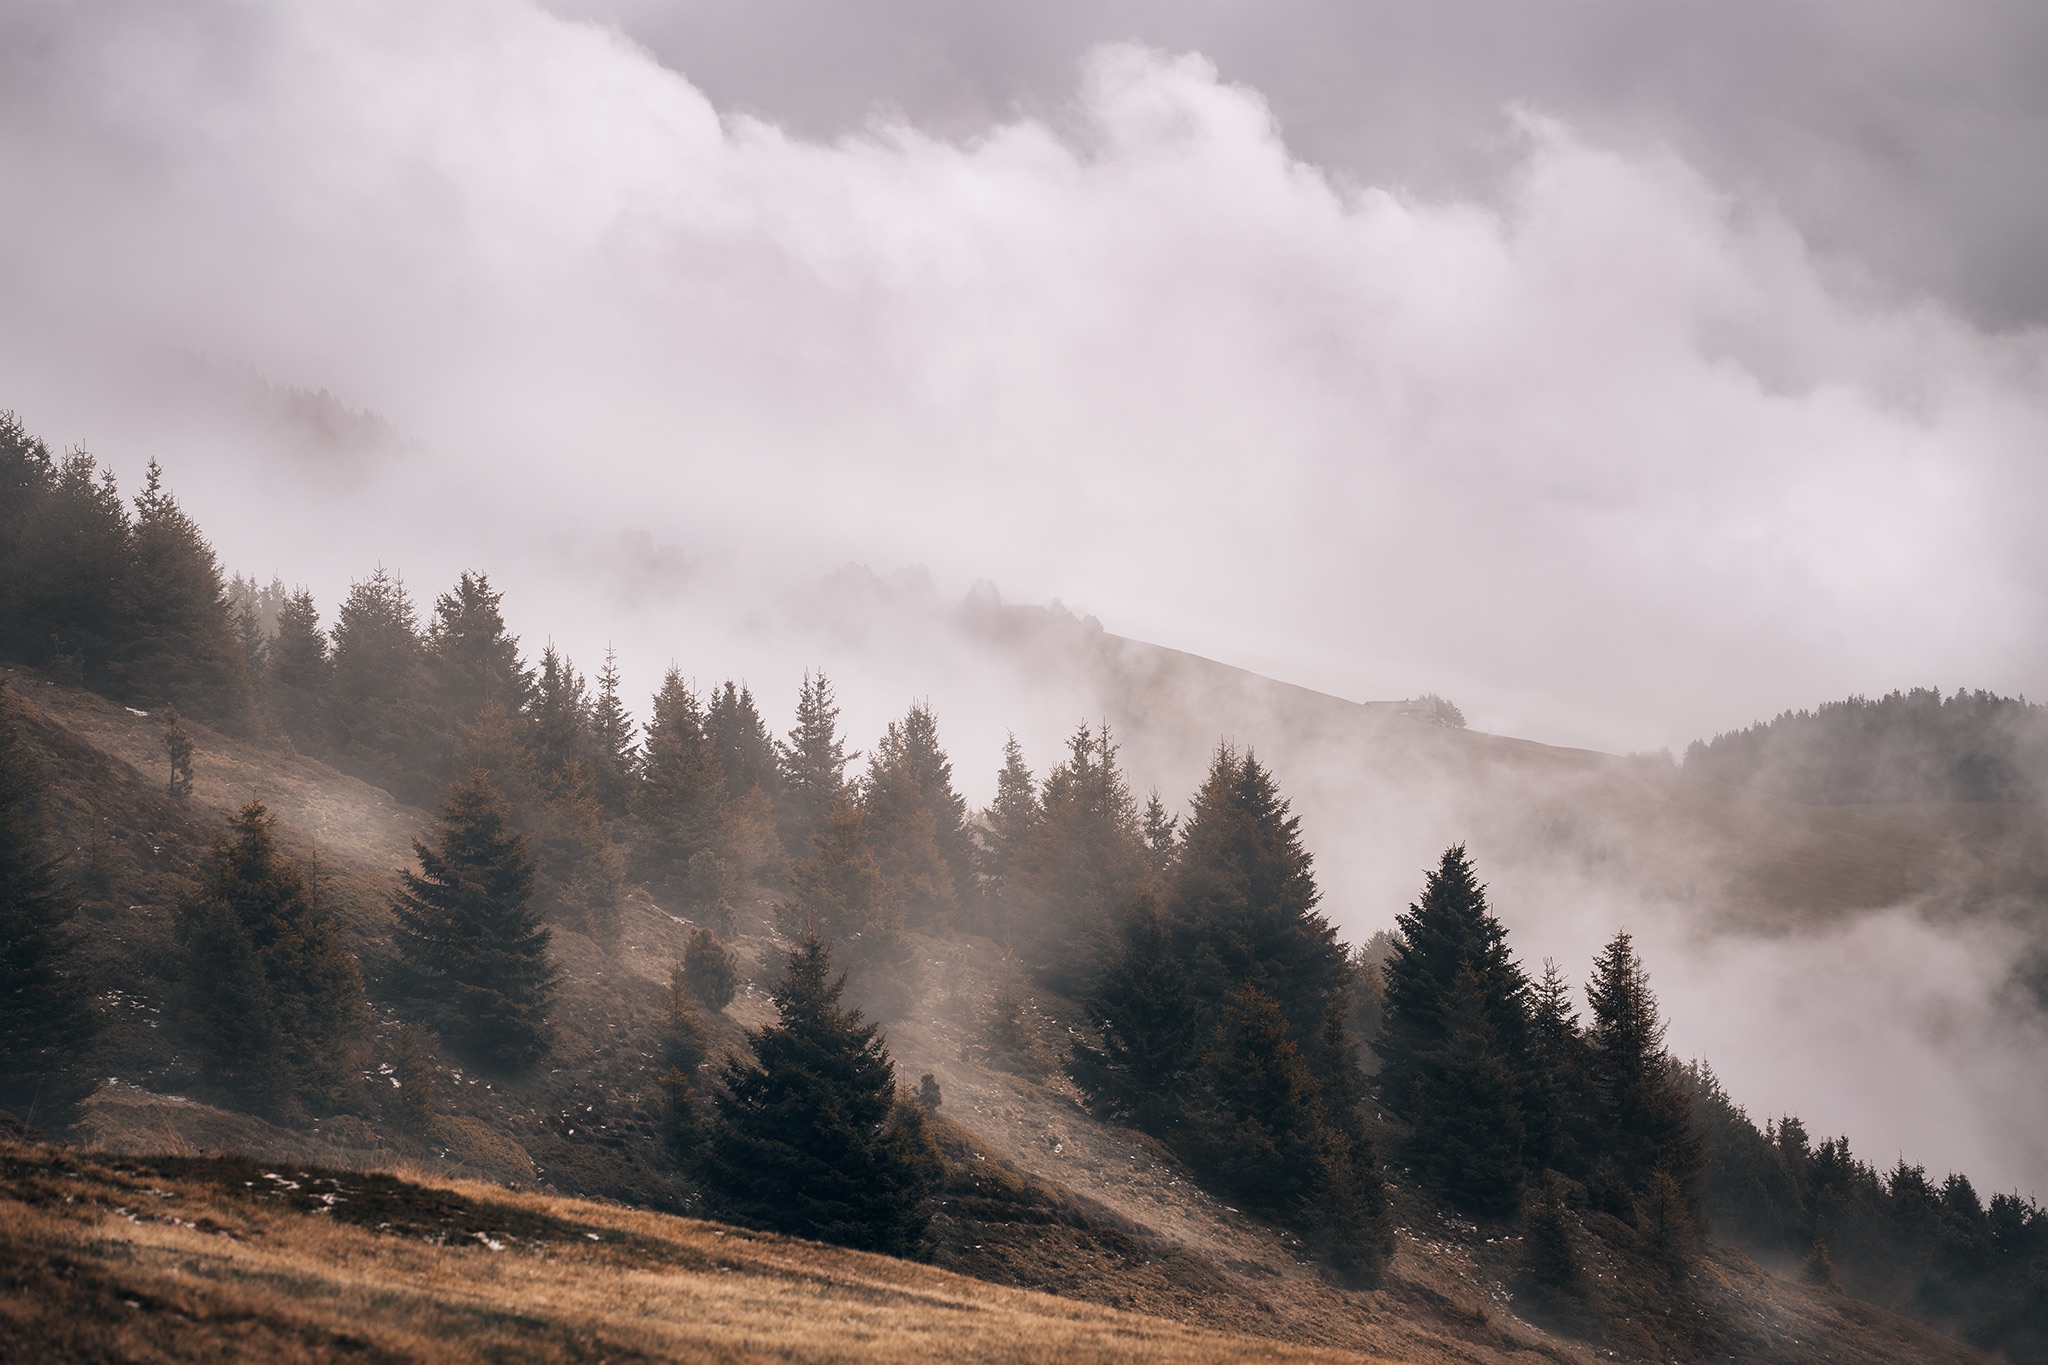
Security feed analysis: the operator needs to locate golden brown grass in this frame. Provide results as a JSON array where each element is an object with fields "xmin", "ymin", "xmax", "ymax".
[{"xmin": 0, "ymin": 1140, "xmax": 1396, "ymax": 1363}]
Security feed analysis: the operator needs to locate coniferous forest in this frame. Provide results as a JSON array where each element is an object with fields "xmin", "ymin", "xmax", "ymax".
[{"xmin": 3, "ymin": 413, "xmax": 2046, "ymax": 1362}]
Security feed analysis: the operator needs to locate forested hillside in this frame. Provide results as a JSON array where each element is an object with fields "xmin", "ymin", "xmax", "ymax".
[
  {"xmin": 1684, "ymin": 689, "xmax": 2048, "ymax": 805},
  {"xmin": 3, "ymin": 412, "xmax": 2045, "ymax": 1363}
]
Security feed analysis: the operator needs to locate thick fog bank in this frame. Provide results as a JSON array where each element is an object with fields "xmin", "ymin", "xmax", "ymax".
[{"xmin": 4, "ymin": 2, "xmax": 2047, "ymax": 758}]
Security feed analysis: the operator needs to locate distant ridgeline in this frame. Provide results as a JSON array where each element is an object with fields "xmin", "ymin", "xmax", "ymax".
[{"xmin": 1684, "ymin": 688, "xmax": 2048, "ymax": 805}]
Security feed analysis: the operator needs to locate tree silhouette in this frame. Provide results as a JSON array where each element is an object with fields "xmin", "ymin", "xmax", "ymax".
[
  {"xmin": 697, "ymin": 933, "xmax": 939, "ymax": 1255},
  {"xmin": 392, "ymin": 772, "xmax": 555, "ymax": 1069}
]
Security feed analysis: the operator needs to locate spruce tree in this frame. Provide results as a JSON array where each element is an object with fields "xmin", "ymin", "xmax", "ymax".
[
  {"xmin": 1525, "ymin": 958, "xmax": 1593, "ymax": 1176},
  {"xmin": 1141, "ymin": 790, "xmax": 1179, "ymax": 878},
  {"xmin": 392, "ymin": 772, "xmax": 556, "ymax": 1069},
  {"xmin": 0, "ymin": 688, "xmax": 97, "ymax": 1125},
  {"xmin": 634, "ymin": 669, "xmax": 731, "ymax": 902},
  {"xmin": 0, "ymin": 439, "xmax": 130, "ymax": 683},
  {"xmin": 1019, "ymin": 722, "xmax": 1148, "ymax": 992},
  {"xmin": 178, "ymin": 803, "xmax": 367, "ymax": 1112},
  {"xmin": 1069, "ymin": 910, "xmax": 1197, "ymax": 1127},
  {"xmin": 706, "ymin": 680, "xmax": 778, "ymax": 801},
  {"xmin": 327, "ymin": 567, "xmax": 433, "ymax": 798},
  {"xmin": 588, "ymin": 645, "xmax": 639, "ymax": 818},
  {"xmin": 529, "ymin": 644, "xmax": 590, "ymax": 782},
  {"xmin": 979, "ymin": 734, "xmax": 1040, "ymax": 907},
  {"xmin": 425, "ymin": 571, "xmax": 532, "ymax": 736},
  {"xmin": 267, "ymin": 588, "xmax": 330, "ymax": 749},
  {"xmin": 863, "ymin": 702, "xmax": 972, "ymax": 927},
  {"xmin": 1166, "ymin": 745, "xmax": 1349, "ymax": 1055},
  {"xmin": 683, "ymin": 926, "xmax": 738, "ymax": 1011},
  {"xmin": 1584, "ymin": 931, "xmax": 1701, "ymax": 1201},
  {"xmin": 1376, "ymin": 846, "xmax": 1533, "ymax": 1213},
  {"xmin": 697, "ymin": 932, "xmax": 940, "ymax": 1255},
  {"xmin": 116, "ymin": 461, "xmax": 254, "ymax": 730},
  {"xmin": 776, "ymin": 671, "xmax": 854, "ymax": 854},
  {"xmin": 1409, "ymin": 965, "xmax": 1527, "ymax": 1215}
]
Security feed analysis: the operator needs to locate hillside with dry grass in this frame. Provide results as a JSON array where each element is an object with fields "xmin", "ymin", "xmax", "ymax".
[{"xmin": 1, "ymin": 661, "xmax": 2019, "ymax": 1364}]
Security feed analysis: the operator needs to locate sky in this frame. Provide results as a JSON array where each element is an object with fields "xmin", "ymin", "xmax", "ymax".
[
  {"xmin": 3, "ymin": 0, "xmax": 2047, "ymax": 1196},
  {"xmin": 2, "ymin": 0, "xmax": 2045, "ymax": 758}
]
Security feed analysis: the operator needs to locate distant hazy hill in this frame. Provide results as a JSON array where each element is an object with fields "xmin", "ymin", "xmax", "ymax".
[{"xmin": 1683, "ymin": 688, "xmax": 2048, "ymax": 805}]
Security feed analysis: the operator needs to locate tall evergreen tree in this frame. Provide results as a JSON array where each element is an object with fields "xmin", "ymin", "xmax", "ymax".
[
  {"xmin": 178, "ymin": 803, "xmax": 366, "ymax": 1112},
  {"xmin": 635, "ymin": 669, "xmax": 731, "ymax": 902},
  {"xmin": 1141, "ymin": 790, "xmax": 1179, "ymax": 878},
  {"xmin": 1525, "ymin": 959, "xmax": 1593, "ymax": 1176},
  {"xmin": 0, "ymin": 426, "xmax": 130, "ymax": 684},
  {"xmin": 1584, "ymin": 931, "xmax": 1701, "ymax": 1202},
  {"xmin": 706, "ymin": 680, "xmax": 778, "ymax": 802},
  {"xmin": 1375, "ymin": 845, "xmax": 1533, "ymax": 1212},
  {"xmin": 327, "ymin": 567, "xmax": 433, "ymax": 798},
  {"xmin": 979, "ymin": 734, "xmax": 1040, "ymax": 907},
  {"xmin": 267, "ymin": 588, "xmax": 329, "ymax": 749},
  {"xmin": 1408, "ymin": 965, "xmax": 1527, "ymax": 1215},
  {"xmin": 1017, "ymin": 722, "xmax": 1148, "ymax": 992},
  {"xmin": 425, "ymin": 571, "xmax": 531, "ymax": 736},
  {"xmin": 696, "ymin": 933, "xmax": 940, "ymax": 1255},
  {"xmin": 1166, "ymin": 746, "xmax": 1349, "ymax": 1055},
  {"xmin": 528, "ymin": 644, "xmax": 590, "ymax": 782},
  {"xmin": 392, "ymin": 772, "xmax": 556, "ymax": 1069},
  {"xmin": 0, "ymin": 688, "xmax": 97, "ymax": 1125},
  {"xmin": 588, "ymin": 645, "xmax": 639, "ymax": 818},
  {"xmin": 776, "ymin": 671, "xmax": 854, "ymax": 855},
  {"xmin": 863, "ymin": 702, "xmax": 972, "ymax": 927},
  {"xmin": 114, "ymin": 461, "xmax": 254, "ymax": 730}
]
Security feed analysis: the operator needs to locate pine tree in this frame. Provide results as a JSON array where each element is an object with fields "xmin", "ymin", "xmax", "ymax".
[
  {"xmin": 696, "ymin": 933, "xmax": 940, "ymax": 1255},
  {"xmin": 392, "ymin": 772, "xmax": 556, "ymax": 1069},
  {"xmin": 1167, "ymin": 745, "xmax": 1349, "ymax": 1055},
  {"xmin": 1069, "ymin": 910, "xmax": 1196, "ymax": 1125},
  {"xmin": 327, "ymin": 567, "xmax": 433, "ymax": 798},
  {"xmin": 1409, "ymin": 964, "xmax": 1527, "ymax": 1215},
  {"xmin": 1525, "ymin": 958, "xmax": 1592, "ymax": 1176},
  {"xmin": 1376, "ymin": 845, "xmax": 1529, "ymax": 1119},
  {"xmin": 707, "ymin": 680, "xmax": 778, "ymax": 801},
  {"xmin": 588, "ymin": 645, "xmax": 639, "ymax": 818},
  {"xmin": 116, "ymin": 461, "xmax": 254, "ymax": 730},
  {"xmin": 683, "ymin": 926, "xmax": 738, "ymax": 1011},
  {"xmin": 0, "ymin": 688, "xmax": 97, "ymax": 1125},
  {"xmin": 1018, "ymin": 722, "xmax": 1148, "ymax": 992},
  {"xmin": 635, "ymin": 669, "xmax": 731, "ymax": 902},
  {"xmin": 425, "ymin": 571, "xmax": 531, "ymax": 737},
  {"xmin": 178, "ymin": 803, "xmax": 367, "ymax": 1112},
  {"xmin": 267, "ymin": 588, "xmax": 329, "ymax": 749},
  {"xmin": 1584, "ymin": 931, "xmax": 1701, "ymax": 1202},
  {"xmin": 863, "ymin": 702, "xmax": 972, "ymax": 928},
  {"xmin": 1141, "ymin": 790, "xmax": 1179, "ymax": 877},
  {"xmin": 1376, "ymin": 846, "xmax": 1533, "ymax": 1212},
  {"xmin": 979, "ymin": 734, "xmax": 1040, "ymax": 908},
  {"xmin": 529, "ymin": 644, "xmax": 590, "ymax": 782},
  {"xmin": 0, "ymin": 438, "xmax": 130, "ymax": 683},
  {"xmin": 776, "ymin": 671, "xmax": 854, "ymax": 855}
]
